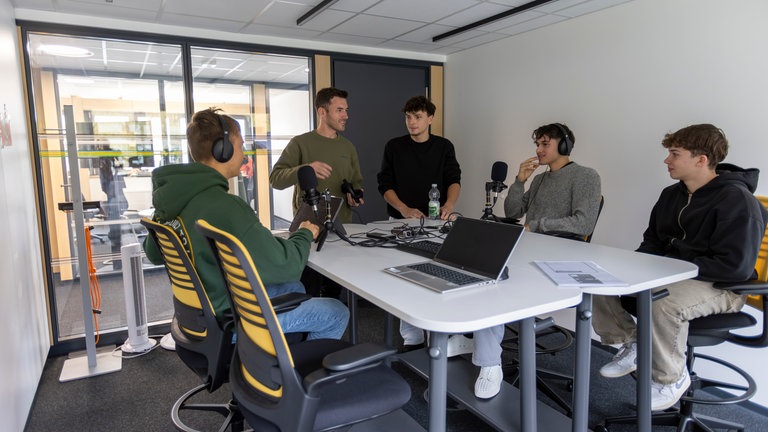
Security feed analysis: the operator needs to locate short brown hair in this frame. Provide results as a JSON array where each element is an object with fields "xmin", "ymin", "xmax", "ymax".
[
  {"xmin": 662, "ymin": 124, "xmax": 728, "ymax": 169},
  {"xmin": 186, "ymin": 107, "xmax": 236, "ymax": 162},
  {"xmin": 315, "ymin": 87, "xmax": 348, "ymax": 110}
]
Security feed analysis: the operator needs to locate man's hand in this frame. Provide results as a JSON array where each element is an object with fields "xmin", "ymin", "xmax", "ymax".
[
  {"xmin": 346, "ymin": 193, "xmax": 364, "ymax": 207},
  {"xmin": 400, "ymin": 207, "xmax": 425, "ymax": 219},
  {"xmin": 517, "ymin": 156, "xmax": 540, "ymax": 183},
  {"xmin": 309, "ymin": 161, "xmax": 332, "ymax": 179},
  {"xmin": 439, "ymin": 204, "xmax": 455, "ymax": 220},
  {"xmin": 298, "ymin": 221, "xmax": 320, "ymax": 239}
]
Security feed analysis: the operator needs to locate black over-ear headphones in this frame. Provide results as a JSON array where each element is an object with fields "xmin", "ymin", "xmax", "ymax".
[
  {"xmin": 211, "ymin": 114, "xmax": 234, "ymax": 163},
  {"xmin": 553, "ymin": 123, "xmax": 574, "ymax": 156}
]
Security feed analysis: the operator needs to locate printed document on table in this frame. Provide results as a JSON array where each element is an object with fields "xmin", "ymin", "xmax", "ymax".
[{"xmin": 534, "ymin": 260, "xmax": 628, "ymax": 287}]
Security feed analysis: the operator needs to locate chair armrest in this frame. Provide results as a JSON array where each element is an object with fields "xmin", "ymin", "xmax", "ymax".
[
  {"xmin": 322, "ymin": 342, "xmax": 396, "ymax": 371},
  {"xmin": 271, "ymin": 292, "xmax": 312, "ymax": 314},
  {"xmin": 713, "ymin": 280, "xmax": 768, "ymax": 296},
  {"xmin": 302, "ymin": 343, "xmax": 397, "ymax": 396}
]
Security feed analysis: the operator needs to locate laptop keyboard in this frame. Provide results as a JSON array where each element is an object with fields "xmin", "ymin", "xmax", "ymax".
[
  {"xmin": 396, "ymin": 240, "xmax": 442, "ymax": 258},
  {"xmin": 407, "ymin": 262, "xmax": 484, "ymax": 286}
]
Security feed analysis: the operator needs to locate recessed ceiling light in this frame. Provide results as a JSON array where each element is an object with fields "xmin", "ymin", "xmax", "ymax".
[{"xmin": 39, "ymin": 44, "xmax": 94, "ymax": 58}]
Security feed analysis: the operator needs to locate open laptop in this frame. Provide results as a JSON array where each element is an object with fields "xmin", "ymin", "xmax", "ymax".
[{"xmin": 384, "ymin": 217, "xmax": 525, "ymax": 293}]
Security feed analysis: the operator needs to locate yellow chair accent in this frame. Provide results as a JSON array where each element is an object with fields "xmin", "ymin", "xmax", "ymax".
[
  {"xmin": 140, "ymin": 218, "xmax": 243, "ymax": 432},
  {"xmin": 196, "ymin": 219, "xmax": 413, "ymax": 432}
]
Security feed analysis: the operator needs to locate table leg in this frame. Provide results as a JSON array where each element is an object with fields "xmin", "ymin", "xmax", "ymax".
[
  {"xmin": 519, "ymin": 317, "xmax": 537, "ymax": 432},
  {"xmin": 428, "ymin": 332, "xmax": 449, "ymax": 432},
  {"xmin": 572, "ymin": 294, "xmax": 593, "ymax": 432},
  {"xmin": 637, "ymin": 290, "xmax": 652, "ymax": 431},
  {"xmin": 348, "ymin": 290, "xmax": 358, "ymax": 345}
]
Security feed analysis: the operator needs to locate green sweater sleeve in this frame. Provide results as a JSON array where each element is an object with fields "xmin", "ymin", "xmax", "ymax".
[{"xmin": 269, "ymin": 137, "xmax": 303, "ymax": 190}]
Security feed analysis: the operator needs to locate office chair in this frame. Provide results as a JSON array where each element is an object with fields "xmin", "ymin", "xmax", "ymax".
[
  {"xmin": 501, "ymin": 195, "xmax": 605, "ymax": 415},
  {"xmin": 141, "ymin": 218, "xmax": 244, "ymax": 432},
  {"xmin": 142, "ymin": 218, "xmax": 313, "ymax": 431},
  {"xmin": 598, "ymin": 195, "xmax": 768, "ymax": 432},
  {"xmin": 196, "ymin": 219, "xmax": 412, "ymax": 432}
]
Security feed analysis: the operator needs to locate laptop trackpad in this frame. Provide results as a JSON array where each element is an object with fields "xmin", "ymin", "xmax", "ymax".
[{"xmin": 403, "ymin": 271, "xmax": 435, "ymax": 282}]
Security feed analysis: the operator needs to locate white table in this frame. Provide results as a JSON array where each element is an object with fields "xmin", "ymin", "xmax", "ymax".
[
  {"xmin": 512, "ymin": 233, "xmax": 698, "ymax": 432},
  {"xmin": 308, "ymin": 225, "xmax": 697, "ymax": 432},
  {"xmin": 308, "ymin": 224, "xmax": 583, "ymax": 432}
]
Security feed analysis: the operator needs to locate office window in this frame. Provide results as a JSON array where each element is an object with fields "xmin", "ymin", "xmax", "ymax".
[
  {"xmin": 26, "ymin": 32, "xmax": 183, "ymax": 344},
  {"xmin": 22, "ymin": 28, "xmax": 312, "ymax": 350},
  {"xmin": 190, "ymin": 47, "xmax": 310, "ymax": 228}
]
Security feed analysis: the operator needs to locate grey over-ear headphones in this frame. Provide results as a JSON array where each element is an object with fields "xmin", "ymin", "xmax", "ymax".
[{"xmin": 211, "ymin": 115, "xmax": 234, "ymax": 163}]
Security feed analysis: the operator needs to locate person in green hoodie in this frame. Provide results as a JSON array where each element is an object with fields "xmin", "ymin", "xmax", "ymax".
[{"xmin": 143, "ymin": 108, "xmax": 349, "ymax": 340}]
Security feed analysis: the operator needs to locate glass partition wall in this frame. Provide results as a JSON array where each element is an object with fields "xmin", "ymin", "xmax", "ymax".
[{"xmin": 23, "ymin": 29, "xmax": 310, "ymax": 350}]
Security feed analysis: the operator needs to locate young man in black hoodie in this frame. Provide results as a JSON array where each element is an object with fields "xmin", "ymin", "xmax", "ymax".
[{"xmin": 592, "ymin": 124, "xmax": 768, "ymax": 411}]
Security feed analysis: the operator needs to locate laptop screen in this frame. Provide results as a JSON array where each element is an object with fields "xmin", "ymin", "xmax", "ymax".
[{"xmin": 434, "ymin": 217, "xmax": 524, "ymax": 279}]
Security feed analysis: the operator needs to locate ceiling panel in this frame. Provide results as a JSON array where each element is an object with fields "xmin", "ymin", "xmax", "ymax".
[
  {"xmin": 296, "ymin": 9, "xmax": 356, "ymax": 32},
  {"xmin": 13, "ymin": 0, "xmax": 636, "ymax": 56},
  {"xmin": 162, "ymin": 0, "xmax": 270, "ymax": 23},
  {"xmin": 332, "ymin": 14, "xmax": 424, "ymax": 40},
  {"xmin": 364, "ymin": 0, "xmax": 477, "ymax": 23}
]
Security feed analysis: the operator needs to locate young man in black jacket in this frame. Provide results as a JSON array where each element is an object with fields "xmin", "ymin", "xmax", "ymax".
[{"xmin": 592, "ymin": 124, "xmax": 768, "ymax": 411}]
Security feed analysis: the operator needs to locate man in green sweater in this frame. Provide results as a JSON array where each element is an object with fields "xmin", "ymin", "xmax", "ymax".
[
  {"xmin": 144, "ymin": 108, "xmax": 349, "ymax": 340},
  {"xmin": 269, "ymin": 87, "xmax": 364, "ymax": 223}
]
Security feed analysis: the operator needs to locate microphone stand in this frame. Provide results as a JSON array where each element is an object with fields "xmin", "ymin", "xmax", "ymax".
[
  {"xmin": 481, "ymin": 181, "xmax": 502, "ymax": 221},
  {"xmin": 316, "ymin": 189, "xmax": 354, "ymax": 251}
]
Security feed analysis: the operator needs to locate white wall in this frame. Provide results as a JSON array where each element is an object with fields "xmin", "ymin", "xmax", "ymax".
[
  {"xmin": 0, "ymin": 0, "xmax": 51, "ymax": 429},
  {"xmin": 445, "ymin": 0, "xmax": 768, "ymax": 406}
]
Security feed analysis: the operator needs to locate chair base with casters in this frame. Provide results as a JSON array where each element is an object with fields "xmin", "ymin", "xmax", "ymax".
[
  {"xmin": 168, "ymin": 316, "xmax": 244, "ymax": 432},
  {"xmin": 171, "ymin": 381, "xmax": 245, "ymax": 432},
  {"xmin": 501, "ymin": 317, "xmax": 575, "ymax": 416}
]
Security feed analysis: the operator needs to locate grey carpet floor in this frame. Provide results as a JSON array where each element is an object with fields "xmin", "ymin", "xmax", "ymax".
[{"xmin": 26, "ymin": 299, "xmax": 767, "ymax": 431}]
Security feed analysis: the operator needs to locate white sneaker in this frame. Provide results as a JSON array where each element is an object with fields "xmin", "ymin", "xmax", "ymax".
[
  {"xmin": 599, "ymin": 342, "xmax": 637, "ymax": 378},
  {"xmin": 474, "ymin": 365, "xmax": 503, "ymax": 399},
  {"xmin": 446, "ymin": 334, "xmax": 474, "ymax": 357},
  {"xmin": 651, "ymin": 370, "xmax": 691, "ymax": 411},
  {"xmin": 160, "ymin": 333, "xmax": 176, "ymax": 351}
]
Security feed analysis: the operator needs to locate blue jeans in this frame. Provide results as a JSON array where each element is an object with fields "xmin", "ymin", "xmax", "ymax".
[{"xmin": 266, "ymin": 281, "xmax": 349, "ymax": 340}]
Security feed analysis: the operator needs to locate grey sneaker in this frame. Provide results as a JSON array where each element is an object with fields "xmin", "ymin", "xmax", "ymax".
[
  {"xmin": 651, "ymin": 369, "xmax": 691, "ymax": 411},
  {"xmin": 599, "ymin": 342, "xmax": 637, "ymax": 378}
]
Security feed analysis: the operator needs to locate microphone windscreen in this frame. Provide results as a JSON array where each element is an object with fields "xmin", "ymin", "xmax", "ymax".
[
  {"xmin": 491, "ymin": 161, "xmax": 508, "ymax": 182},
  {"xmin": 297, "ymin": 165, "xmax": 318, "ymax": 190}
]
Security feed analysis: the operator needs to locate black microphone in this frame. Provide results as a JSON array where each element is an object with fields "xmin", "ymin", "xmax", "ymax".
[
  {"xmin": 297, "ymin": 165, "xmax": 321, "ymax": 216},
  {"xmin": 490, "ymin": 161, "xmax": 508, "ymax": 196}
]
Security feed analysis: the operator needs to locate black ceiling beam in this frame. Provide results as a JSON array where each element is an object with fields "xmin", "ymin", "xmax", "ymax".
[
  {"xmin": 433, "ymin": 0, "xmax": 556, "ymax": 42},
  {"xmin": 297, "ymin": 0, "xmax": 339, "ymax": 26}
]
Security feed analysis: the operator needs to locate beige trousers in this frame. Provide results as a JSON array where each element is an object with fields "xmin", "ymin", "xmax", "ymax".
[{"xmin": 592, "ymin": 278, "xmax": 746, "ymax": 384}]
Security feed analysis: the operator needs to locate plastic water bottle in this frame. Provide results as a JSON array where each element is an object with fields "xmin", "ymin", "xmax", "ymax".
[{"xmin": 428, "ymin": 184, "xmax": 440, "ymax": 220}]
